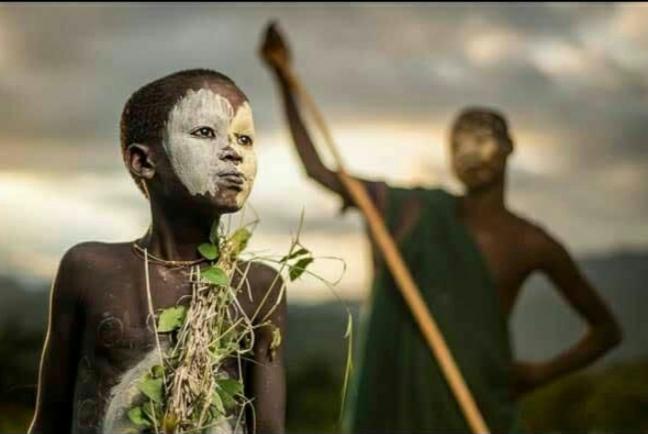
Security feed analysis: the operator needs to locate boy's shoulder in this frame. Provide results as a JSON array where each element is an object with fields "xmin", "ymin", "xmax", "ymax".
[
  {"xmin": 51, "ymin": 241, "xmax": 134, "ymax": 308},
  {"xmin": 59, "ymin": 241, "xmax": 134, "ymax": 277},
  {"xmin": 237, "ymin": 260, "xmax": 285, "ymax": 315},
  {"xmin": 62, "ymin": 240, "xmax": 133, "ymax": 262},
  {"xmin": 239, "ymin": 260, "xmax": 283, "ymax": 291}
]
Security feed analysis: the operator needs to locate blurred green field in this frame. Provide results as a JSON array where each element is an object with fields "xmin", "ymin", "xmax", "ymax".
[{"xmin": 520, "ymin": 360, "xmax": 648, "ymax": 433}]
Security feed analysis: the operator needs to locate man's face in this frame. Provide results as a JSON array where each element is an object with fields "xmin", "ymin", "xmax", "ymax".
[
  {"xmin": 160, "ymin": 85, "xmax": 257, "ymax": 212},
  {"xmin": 450, "ymin": 125, "xmax": 510, "ymax": 191}
]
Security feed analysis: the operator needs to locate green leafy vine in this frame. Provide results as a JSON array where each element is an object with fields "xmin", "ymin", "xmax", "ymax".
[{"xmin": 129, "ymin": 213, "xmax": 352, "ymax": 434}]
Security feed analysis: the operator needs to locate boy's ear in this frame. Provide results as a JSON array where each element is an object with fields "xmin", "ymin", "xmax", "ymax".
[{"xmin": 126, "ymin": 143, "xmax": 156, "ymax": 180}]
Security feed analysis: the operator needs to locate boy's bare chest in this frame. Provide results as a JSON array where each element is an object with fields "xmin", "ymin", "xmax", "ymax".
[
  {"xmin": 81, "ymin": 264, "xmax": 259, "ymax": 364},
  {"xmin": 73, "ymin": 263, "xmax": 255, "ymax": 432},
  {"xmin": 78, "ymin": 267, "xmax": 192, "ymax": 374}
]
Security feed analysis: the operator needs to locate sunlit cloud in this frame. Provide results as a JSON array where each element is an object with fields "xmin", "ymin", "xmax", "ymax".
[
  {"xmin": 531, "ymin": 40, "xmax": 589, "ymax": 78},
  {"xmin": 465, "ymin": 27, "xmax": 524, "ymax": 67}
]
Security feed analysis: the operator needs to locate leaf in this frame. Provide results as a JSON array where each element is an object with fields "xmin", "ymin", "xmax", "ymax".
[
  {"xmin": 150, "ymin": 364, "xmax": 164, "ymax": 379},
  {"xmin": 289, "ymin": 257, "xmax": 314, "ymax": 281},
  {"xmin": 221, "ymin": 392, "xmax": 237, "ymax": 411},
  {"xmin": 211, "ymin": 389, "xmax": 226, "ymax": 415},
  {"xmin": 216, "ymin": 378, "xmax": 243, "ymax": 410},
  {"xmin": 141, "ymin": 400, "xmax": 156, "ymax": 421},
  {"xmin": 279, "ymin": 247, "xmax": 310, "ymax": 263},
  {"xmin": 162, "ymin": 412, "xmax": 178, "ymax": 433},
  {"xmin": 157, "ymin": 306, "xmax": 187, "ymax": 333},
  {"xmin": 218, "ymin": 378, "xmax": 244, "ymax": 397},
  {"xmin": 229, "ymin": 228, "xmax": 252, "ymax": 255},
  {"xmin": 138, "ymin": 377, "xmax": 163, "ymax": 403},
  {"xmin": 202, "ymin": 265, "xmax": 229, "ymax": 286},
  {"xmin": 128, "ymin": 406, "xmax": 151, "ymax": 427},
  {"xmin": 198, "ymin": 243, "xmax": 219, "ymax": 261}
]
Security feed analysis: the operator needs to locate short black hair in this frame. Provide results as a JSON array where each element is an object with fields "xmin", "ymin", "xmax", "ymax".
[
  {"xmin": 120, "ymin": 68, "xmax": 244, "ymax": 194},
  {"xmin": 451, "ymin": 106, "xmax": 513, "ymax": 150}
]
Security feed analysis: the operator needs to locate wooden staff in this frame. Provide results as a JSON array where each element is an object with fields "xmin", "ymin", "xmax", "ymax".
[{"xmin": 262, "ymin": 24, "xmax": 490, "ymax": 434}]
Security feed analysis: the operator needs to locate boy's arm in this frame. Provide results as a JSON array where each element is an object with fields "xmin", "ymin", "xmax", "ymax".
[
  {"xmin": 247, "ymin": 265, "xmax": 287, "ymax": 434},
  {"xmin": 513, "ymin": 231, "xmax": 622, "ymax": 397},
  {"xmin": 29, "ymin": 248, "xmax": 85, "ymax": 434},
  {"xmin": 260, "ymin": 22, "xmax": 388, "ymax": 214}
]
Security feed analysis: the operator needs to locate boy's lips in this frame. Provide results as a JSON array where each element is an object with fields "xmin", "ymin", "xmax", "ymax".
[
  {"xmin": 217, "ymin": 171, "xmax": 246, "ymax": 191},
  {"xmin": 218, "ymin": 169, "xmax": 246, "ymax": 181}
]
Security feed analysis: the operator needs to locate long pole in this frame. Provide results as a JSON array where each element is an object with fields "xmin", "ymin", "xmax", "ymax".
[{"xmin": 280, "ymin": 67, "xmax": 490, "ymax": 434}]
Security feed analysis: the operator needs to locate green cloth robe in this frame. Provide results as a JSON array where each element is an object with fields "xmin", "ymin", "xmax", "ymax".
[{"xmin": 343, "ymin": 186, "xmax": 519, "ymax": 433}]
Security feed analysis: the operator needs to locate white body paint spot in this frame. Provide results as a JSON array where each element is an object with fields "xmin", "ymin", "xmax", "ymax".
[
  {"xmin": 102, "ymin": 345, "xmax": 242, "ymax": 434},
  {"xmin": 102, "ymin": 348, "xmax": 161, "ymax": 434},
  {"xmin": 163, "ymin": 88, "xmax": 257, "ymax": 206}
]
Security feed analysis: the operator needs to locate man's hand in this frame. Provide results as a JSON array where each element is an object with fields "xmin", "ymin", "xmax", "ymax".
[{"xmin": 260, "ymin": 21, "xmax": 292, "ymax": 72}]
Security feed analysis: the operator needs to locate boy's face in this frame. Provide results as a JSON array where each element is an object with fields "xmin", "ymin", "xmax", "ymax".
[
  {"xmin": 450, "ymin": 125, "xmax": 510, "ymax": 191},
  {"xmin": 160, "ymin": 84, "xmax": 257, "ymax": 212}
]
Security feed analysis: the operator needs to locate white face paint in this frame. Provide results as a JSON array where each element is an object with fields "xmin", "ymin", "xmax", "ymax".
[
  {"xmin": 163, "ymin": 87, "xmax": 257, "ymax": 208},
  {"xmin": 451, "ymin": 126, "xmax": 509, "ymax": 189},
  {"xmin": 452, "ymin": 127, "xmax": 500, "ymax": 169}
]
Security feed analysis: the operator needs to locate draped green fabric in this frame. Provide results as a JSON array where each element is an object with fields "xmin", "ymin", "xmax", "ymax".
[{"xmin": 343, "ymin": 186, "xmax": 519, "ymax": 433}]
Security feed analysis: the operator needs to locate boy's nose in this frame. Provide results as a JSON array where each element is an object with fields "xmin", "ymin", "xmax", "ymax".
[{"xmin": 221, "ymin": 146, "xmax": 243, "ymax": 164}]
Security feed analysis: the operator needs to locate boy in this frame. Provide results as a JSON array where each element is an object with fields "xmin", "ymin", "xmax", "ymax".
[{"xmin": 29, "ymin": 69, "xmax": 286, "ymax": 434}]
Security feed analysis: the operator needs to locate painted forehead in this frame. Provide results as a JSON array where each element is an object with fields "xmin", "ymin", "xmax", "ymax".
[
  {"xmin": 166, "ymin": 87, "xmax": 255, "ymax": 133},
  {"xmin": 453, "ymin": 119, "xmax": 510, "ymax": 141}
]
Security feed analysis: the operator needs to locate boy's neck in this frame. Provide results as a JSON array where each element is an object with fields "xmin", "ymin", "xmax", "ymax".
[{"xmin": 140, "ymin": 201, "xmax": 220, "ymax": 262}]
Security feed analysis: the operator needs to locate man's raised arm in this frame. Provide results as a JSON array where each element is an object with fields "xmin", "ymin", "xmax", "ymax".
[
  {"xmin": 259, "ymin": 22, "xmax": 387, "ymax": 214},
  {"xmin": 260, "ymin": 23, "xmax": 345, "ymax": 194}
]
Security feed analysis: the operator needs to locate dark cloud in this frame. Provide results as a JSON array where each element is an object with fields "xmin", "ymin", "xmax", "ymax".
[{"xmin": 0, "ymin": 4, "xmax": 643, "ymax": 136}]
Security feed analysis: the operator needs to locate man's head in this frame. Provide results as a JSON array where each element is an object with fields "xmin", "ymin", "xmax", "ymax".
[
  {"xmin": 121, "ymin": 69, "xmax": 257, "ymax": 214},
  {"xmin": 449, "ymin": 107, "xmax": 513, "ymax": 191}
]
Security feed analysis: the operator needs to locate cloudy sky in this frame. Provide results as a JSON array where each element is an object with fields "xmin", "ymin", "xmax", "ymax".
[{"xmin": 1, "ymin": 3, "xmax": 647, "ymax": 301}]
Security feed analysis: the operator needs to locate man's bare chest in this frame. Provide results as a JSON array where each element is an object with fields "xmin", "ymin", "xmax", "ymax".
[{"xmin": 466, "ymin": 224, "xmax": 535, "ymax": 309}]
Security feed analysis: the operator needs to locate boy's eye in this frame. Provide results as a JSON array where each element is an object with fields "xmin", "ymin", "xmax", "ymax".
[
  {"xmin": 236, "ymin": 134, "xmax": 253, "ymax": 146},
  {"xmin": 191, "ymin": 127, "xmax": 215, "ymax": 139}
]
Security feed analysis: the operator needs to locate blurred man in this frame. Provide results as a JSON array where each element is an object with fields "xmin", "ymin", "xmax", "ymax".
[
  {"xmin": 29, "ymin": 69, "xmax": 286, "ymax": 434},
  {"xmin": 260, "ymin": 23, "xmax": 621, "ymax": 433}
]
